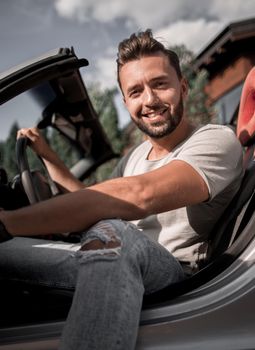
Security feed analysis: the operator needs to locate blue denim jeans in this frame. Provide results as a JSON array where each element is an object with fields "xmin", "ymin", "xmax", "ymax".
[{"xmin": 0, "ymin": 219, "xmax": 185, "ymax": 350}]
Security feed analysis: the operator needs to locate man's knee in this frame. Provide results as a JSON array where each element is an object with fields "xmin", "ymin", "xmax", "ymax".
[
  {"xmin": 79, "ymin": 221, "xmax": 122, "ymax": 257},
  {"xmin": 80, "ymin": 237, "xmax": 121, "ymax": 252}
]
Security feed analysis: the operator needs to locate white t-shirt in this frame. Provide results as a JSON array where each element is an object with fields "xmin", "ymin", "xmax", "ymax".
[{"xmin": 112, "ymin": 125, "xmax": 244, "ymax": 273}]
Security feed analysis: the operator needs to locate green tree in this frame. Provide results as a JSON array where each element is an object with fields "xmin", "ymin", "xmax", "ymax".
[
  {"xmin": 47, "ymin": 128, "xmax": 80, "ymax": 169},
  {"xmin": 89, "ymin": 84, "xmax": 123, "ymax": 154},
  {"xmin": 0, "ymin": 143, "xmax": 4, "ymax": 167},
  {"xmin": 171, "ymin": 44, "xmax": 214, "ymax": 126},
  {"xmin": 1, "ymin": 122, "xmax": 19, "ymax": 179},
  {"xmin": 87, "ymin": 84, "xmax": 124, "ymax": 182}
]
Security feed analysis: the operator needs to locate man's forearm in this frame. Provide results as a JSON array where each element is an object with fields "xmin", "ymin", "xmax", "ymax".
[
  {"xmin": 0, "ymin": 179, "xmax": 146, "ymax": 236},
  {"xmin": 42, "ymin": 150, "xmax": 85, "ymax": 192}
]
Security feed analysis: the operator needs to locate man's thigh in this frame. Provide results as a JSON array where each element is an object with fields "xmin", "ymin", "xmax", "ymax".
[
  {"xmin": 0, "ymin": 236, "xmax": 80, "ymax": 289},
  {"xmin": 79, "ymin": 219, "xmax": 185, "ymax": 294},
  {"xmin": 0, "ymin": 219, "xmax": 185, "ymax": 292}
]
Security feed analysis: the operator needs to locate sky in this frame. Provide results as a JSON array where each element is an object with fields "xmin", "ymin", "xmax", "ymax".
[{"xmin": 0, "ymin": 0, "xmax": 255, "ymax": 139}]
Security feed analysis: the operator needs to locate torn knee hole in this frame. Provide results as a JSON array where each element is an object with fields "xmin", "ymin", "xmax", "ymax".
[{"xmin": 80, "ymin": 238, "xmax": 121, "ymax": 252}]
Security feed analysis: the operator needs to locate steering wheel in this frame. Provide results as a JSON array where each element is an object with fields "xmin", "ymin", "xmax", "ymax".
[{"xmin": 16, "ymin": 136, "xmax": 59, "ymax": 204}]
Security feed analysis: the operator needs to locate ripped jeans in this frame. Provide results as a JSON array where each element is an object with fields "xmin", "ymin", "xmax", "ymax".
[{"xmin": 0, "ymin": 219, "xmax": 185, "ymax": 350}]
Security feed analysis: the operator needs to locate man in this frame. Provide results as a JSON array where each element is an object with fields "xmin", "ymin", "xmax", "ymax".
[{"xmin": 0, "ymin": 30, "xmax": 243, "ymax": 349}]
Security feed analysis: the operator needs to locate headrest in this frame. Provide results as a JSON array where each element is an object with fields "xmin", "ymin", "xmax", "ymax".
[{"xmin": 237, "ymin": 67, "xmax": 255, "ymax": 147}]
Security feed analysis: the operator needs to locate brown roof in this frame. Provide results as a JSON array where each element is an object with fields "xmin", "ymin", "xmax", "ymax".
[{"xmin": 194, "ymin": 17, "xmax": 255, "ymax": 71}]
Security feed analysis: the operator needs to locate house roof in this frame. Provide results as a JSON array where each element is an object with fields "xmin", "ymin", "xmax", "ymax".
[{"xmin": 194, "ymin": 17, "xmax": 255, "ymax": 71}]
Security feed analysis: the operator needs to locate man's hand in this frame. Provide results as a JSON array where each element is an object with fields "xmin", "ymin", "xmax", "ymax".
[
  {"xmin": 17, "ymin": 127, "xmax": 53, "ymax": 160},
  {"xmin": 17, "ymin": 126, "xmax": 84, "ymax": 193}
]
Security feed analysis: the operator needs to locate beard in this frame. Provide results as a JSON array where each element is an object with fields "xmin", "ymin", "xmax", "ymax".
[{"xmin": 131, "ymin": 96, "xmax": 184, "ymax": 139}]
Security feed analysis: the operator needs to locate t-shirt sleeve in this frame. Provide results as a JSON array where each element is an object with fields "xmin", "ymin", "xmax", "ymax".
[
  {"xmin": 175, "ymin": 126, "xmax": 244, "ymax": 200},
  {"xmin": 109, "ymin": 146, "xmax": 138, "ymax": 179}
]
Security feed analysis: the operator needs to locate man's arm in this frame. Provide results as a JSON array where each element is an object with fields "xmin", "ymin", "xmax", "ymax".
[
  {"xmin": 0, "ymin": 159, "xmax": 208, "ymax": 236},
  {"xmin": 92, "ymin": 159, "xmax": 209, "ymax": 217},
  {"xmin": 17, "ymin": 127, "xmax": 84, "ymax": 192}
]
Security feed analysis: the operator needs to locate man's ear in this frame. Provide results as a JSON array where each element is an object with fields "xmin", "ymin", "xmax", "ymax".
[
  {"xmin": 181, "ymin": 78, "xmax": 188, "ymax": 99},
  {"xmin": 118, "ymin": 85, "xmax": 126, "ymax": 105},
  {"xmin": 122, "ymin": 93, "xmax": 127, "ymax": 107}
]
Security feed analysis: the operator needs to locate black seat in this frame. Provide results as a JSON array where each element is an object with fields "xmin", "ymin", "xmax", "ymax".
[
  {"xmin": 206, "ymin": 156, "xmax": 255, "ymax": 262},
  {"xmin": 207, "ymin": 67, "xmax": 255, "ymax": 262}
]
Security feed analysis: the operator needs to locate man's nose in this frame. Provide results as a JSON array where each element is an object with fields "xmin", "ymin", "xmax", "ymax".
[{"xmin": 143, "ymin": 87, "xmax": 159, "ymax": 105}]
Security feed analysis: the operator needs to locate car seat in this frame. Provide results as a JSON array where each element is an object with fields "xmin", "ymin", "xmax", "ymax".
[{"xmin": 207, "ymin": 66, "xmax": 255, "ymax": 261}]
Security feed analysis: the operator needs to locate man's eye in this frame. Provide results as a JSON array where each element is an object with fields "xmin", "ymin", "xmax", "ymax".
[
  {"xmin": 156, "ymin": 81, "xmax": 166, "ymax": 88},
  {"xmin": 130, "ymin": 90, "xmax": 139, "ymax": 98}
]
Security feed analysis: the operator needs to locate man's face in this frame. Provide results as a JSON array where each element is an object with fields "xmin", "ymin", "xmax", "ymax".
[{"xmin": 119, "ymin": 52, "xmax": 187, "ymax": 139}]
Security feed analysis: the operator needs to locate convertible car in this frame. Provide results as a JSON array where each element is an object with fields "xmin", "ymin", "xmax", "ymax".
[{"xmin": 0, "ymin": 48, "xmax": 255, "ymax": 349}]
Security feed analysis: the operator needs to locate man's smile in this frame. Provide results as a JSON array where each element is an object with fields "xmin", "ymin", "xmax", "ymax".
[{"xmin": 141, "ymin": 106, "xmax": 169, "ymax": 121}]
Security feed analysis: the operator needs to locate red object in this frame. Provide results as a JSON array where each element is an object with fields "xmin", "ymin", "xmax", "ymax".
[{"xmin": 237, "ymin": 67, "xmax": 255, "ymax": 147}]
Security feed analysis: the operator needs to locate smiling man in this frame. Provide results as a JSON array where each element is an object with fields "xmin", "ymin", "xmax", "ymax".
[
  {"xmin": 0, "ymin": 30, "xmax": 244, "ymax": 350},
  {"xmin": 120, "ymin": 51, "xmax": 185, "ymax": 140}
]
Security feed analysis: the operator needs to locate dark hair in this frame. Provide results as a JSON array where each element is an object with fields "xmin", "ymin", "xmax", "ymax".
[{"xmin": 117, "ymin": 29, "xmax": 182, "ymax": 88}]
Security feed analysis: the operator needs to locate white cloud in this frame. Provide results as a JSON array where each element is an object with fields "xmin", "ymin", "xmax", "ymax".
[
  {"xmin": 54, "ymin": 0, "xmax": 86, "ymax": 21},
  {"xmin": 155, "ymin": 19, "xmax": 221, "ymax": 53},
  {"xmin": 54, "ymin": 0, "xmax": 255, "ymax": 53},
  {"xmin": 209, "ymin": 0, "xmax": 255, "ymax": 23},
  {"xmin": 54, "ymin": 0, "xmax": 208, "ymax": 28},
  {"xmin": 54, "ymin": 0, "xmax": 255, "ymax": 28},
  {"xmin": 54, "ymin": 0, "xmax": 129, "ymax": 23},
  {"xmin": 85, "ymin": 53, "xmax": 117, "ymax": 89}
]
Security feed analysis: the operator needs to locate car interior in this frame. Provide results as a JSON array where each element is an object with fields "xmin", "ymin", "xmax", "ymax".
[{"xmin": 0, "ymin": 48, "xmax": 254, "ymax": 335}]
